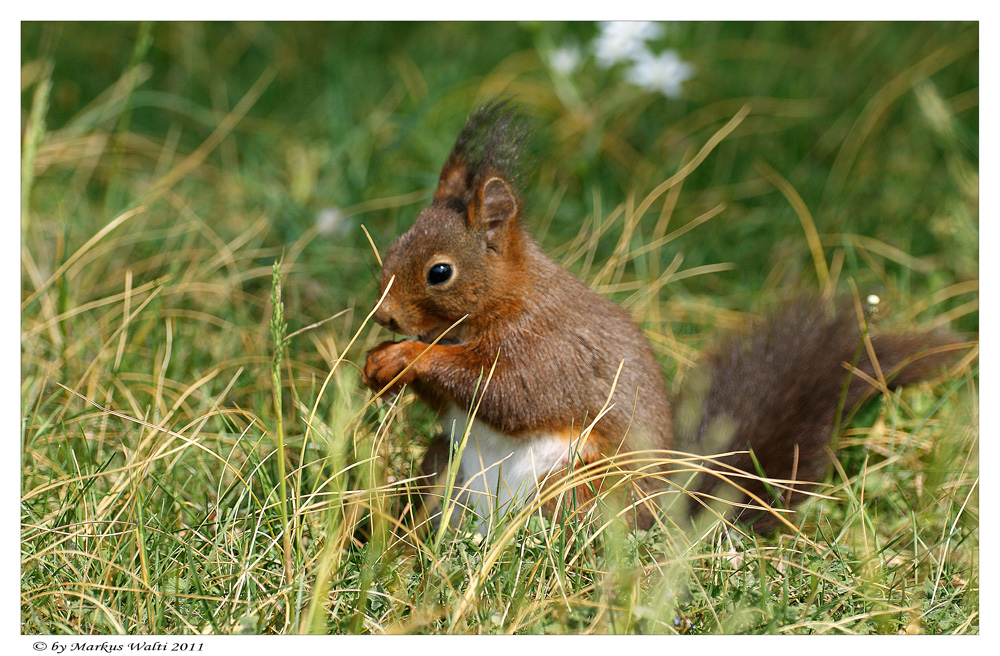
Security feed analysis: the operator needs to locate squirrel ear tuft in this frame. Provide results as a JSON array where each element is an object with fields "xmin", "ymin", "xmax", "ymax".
[
  {"xmin": 434, "ymin": 156, "xmax": 472, "ymax": 201},
  {"xmin": 476, "ymin": 176, "xmax": 518, "ymax": 245}
]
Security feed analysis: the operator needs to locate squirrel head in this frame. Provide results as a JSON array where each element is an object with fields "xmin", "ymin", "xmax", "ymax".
[{"xmin": 373, "ymin": 100, "xmax": 530, "ymax": 343}]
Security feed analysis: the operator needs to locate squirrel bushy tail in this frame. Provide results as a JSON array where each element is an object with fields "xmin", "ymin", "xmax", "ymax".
[{"xmin": 675, "ymin": 297, "xmax": 961, "ymax": 529}]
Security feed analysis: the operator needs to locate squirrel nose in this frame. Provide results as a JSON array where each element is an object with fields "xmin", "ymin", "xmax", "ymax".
[{"xmin": 373, "ymin": 306, "xmax": 400, "ymax": 333}]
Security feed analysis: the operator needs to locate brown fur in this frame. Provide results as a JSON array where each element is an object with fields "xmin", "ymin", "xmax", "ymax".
[
  {"xmin": 676, "ymin": 299, "xmax": 962, "ymax": 529},
  {"xmin": 363, "ymin": 100, "xmax": 965, "ymax": 532}
]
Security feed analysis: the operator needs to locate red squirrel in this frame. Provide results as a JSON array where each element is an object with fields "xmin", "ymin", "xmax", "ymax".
[{"xmin": 362, "ymin": 100, "xmax": 961, "ymax": 533}]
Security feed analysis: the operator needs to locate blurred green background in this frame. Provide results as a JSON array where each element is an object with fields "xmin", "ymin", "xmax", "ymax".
[{"xmin": 21, "ymin": 21, "xmax": 978, "ymax": 330}]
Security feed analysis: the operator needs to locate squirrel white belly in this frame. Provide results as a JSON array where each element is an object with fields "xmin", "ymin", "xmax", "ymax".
[{"xmin": 442, "ymin": 402, "xmax": 589, "ymax": 532}]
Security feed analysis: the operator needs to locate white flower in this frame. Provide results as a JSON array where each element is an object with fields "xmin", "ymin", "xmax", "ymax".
[
  {"xmin": 625, "ymin": 49, "xmax": 695, "ymax": 98},
  {"xmin": 592, "ymin": 21, "xmax": 665, "ymax": 69},
  {"xmin": 546, "ymin": 44, "xmax": 582, "ymax": 76},
  {"xmin": 315, "ymin": 207, "xmax": 349, "ymax": 236}
]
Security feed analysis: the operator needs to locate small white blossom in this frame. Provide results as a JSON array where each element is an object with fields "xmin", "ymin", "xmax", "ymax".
[
  {"xmin": 316, "ymin": 207, "xmax": 349, "ymax": 236},
  {"xmin": 546, "ymin": 44, "xmax": 582, "ymax": 76},
  {"xmin": 592, "ymin": 21, "xmax": 664, "ymax": 68},
  {"xmin": 625, "ymin": 49, "xmax": 694, "ymax": 99}
]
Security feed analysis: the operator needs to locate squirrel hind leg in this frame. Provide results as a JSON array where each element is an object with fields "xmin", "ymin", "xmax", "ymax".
[{"xmin": 538, "ymin": 458, "xmax": 664, "ymax": 533}]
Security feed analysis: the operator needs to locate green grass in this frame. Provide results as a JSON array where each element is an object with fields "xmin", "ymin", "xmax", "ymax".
[{"xmin": 21, "ymin": 21, "xmax": 978, "ymax": 634}]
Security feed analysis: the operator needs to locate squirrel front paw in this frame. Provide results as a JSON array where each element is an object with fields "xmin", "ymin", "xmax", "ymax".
[{"xmin": 363, "ymin": 340, "xmax": 422, "ymax": 395}]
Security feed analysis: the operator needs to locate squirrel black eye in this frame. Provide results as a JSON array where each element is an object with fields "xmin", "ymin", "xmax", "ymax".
[{"xmin": 427, "ymin": 262, "xmax": 452, "ymax": 285}]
